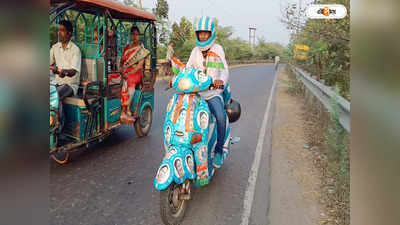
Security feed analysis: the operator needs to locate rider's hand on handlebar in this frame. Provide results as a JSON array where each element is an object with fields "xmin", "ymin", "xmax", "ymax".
[
  {"xmin": 58, "ymin": 69, "xmax": 66, "ymax": 78},
  {"xmin": 213, "ymin": 80, "xmax": 224, "ymax": 89},
  {"xmin": 50, "ymin": 65, "xmax": 59, "ymax": 74}
]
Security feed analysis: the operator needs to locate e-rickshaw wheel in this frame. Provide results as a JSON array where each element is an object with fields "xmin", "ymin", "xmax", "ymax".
[
  {"xmin": 134, "ymin": 105, "xmax": 152, "ymax": 137},
  {"xmin": 51, "ymin": 151, "xmax": 70, "ymax": 165}
]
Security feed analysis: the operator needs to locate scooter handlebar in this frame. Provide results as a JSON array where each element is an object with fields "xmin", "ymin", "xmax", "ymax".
[{"xmin": 209, "ymin": 84, "xmax": 224, "ymax": 90}]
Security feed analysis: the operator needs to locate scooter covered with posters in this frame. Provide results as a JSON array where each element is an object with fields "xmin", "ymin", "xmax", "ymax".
[{"xmin": 154, "ymin": 57, "xmax": 241, "ymax": 225}]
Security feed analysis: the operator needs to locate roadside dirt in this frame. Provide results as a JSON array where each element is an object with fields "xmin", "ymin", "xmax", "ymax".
[{"xmin": 268, "ymin": 67, "xmax": 324, "ymax": 225}]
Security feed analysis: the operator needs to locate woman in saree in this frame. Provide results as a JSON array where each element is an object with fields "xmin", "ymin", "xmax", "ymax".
[{"xmin": 119, "ymin": 26, "xmax": 150, "ymax": 123}]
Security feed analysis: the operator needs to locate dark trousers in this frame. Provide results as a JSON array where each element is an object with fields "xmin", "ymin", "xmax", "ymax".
[
  {"xmin": 56, "ymin": 84, "xmax": 73, "ymax": 132},
  {"xmin": 206, "ymin": 96, "xmax": 226, "ymax": 155}
]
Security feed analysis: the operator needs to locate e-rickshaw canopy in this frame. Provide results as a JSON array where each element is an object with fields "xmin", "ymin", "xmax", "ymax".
[{"xmin": 51, "ymin": 0, "xmax": 156, "ymax": 21}]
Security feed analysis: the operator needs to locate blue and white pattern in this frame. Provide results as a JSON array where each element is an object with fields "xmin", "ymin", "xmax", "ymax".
[
  {"xmin": 50, "ymin": 84, "xmax": 59, "ymax": 109},
  {"xmin": 154, "ymin": 66, "xmax": 232, "ymax": 190},
  {"xmin": 172, "ymin": 68, "xmax": 212, "ymax": 93},
  {"xmin": 195, "ymin": 16, "xmax": 216, "ymax": 51}
]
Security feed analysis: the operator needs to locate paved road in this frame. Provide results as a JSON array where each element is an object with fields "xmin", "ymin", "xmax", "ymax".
[{"xmin": 50, "ymin": 64, "xmax": 277, "ymax": 225}]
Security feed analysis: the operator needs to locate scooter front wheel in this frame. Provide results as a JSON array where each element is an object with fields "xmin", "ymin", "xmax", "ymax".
[{"xmin": 160, "ymin": 182, "xmax": 190, "ymax": 225}]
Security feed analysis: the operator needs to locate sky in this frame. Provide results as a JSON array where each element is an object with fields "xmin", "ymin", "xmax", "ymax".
[{"xmin": 142, "ymin": 0, "xmax": 300, "ymax": 46}]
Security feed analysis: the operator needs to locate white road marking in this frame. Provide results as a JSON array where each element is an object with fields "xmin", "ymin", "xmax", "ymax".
[{"xmin": 240, "ymin": 69, "xmax": 279, "ymax": 225}]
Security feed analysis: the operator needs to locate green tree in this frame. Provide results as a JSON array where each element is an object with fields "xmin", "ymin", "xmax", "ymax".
[
  {"xmin": 282, "ymin": 0, "xmax": 350, "ymax": 99},
  {"xmin": 167, "ymin": 16, "xmax": 288, "ymax": 63},
  {"xmin": 119, "ymin": 0, "xmax": 138, "ymax": 8},
  {"xmin": 170, "ymin": 17, "xmax": 193, "ymax": 60},
  {"xmin": 153, "ymin": 0, "xmax": 168, "ymax": 19},
  {"xmin": 152, "ymin": 0, "xmax": 170, "ymax": 46}
]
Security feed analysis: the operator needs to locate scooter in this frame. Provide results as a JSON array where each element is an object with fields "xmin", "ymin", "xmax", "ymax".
[{"xmin": 153, "ymin": 61, "xmax": 241, "ymax": 225}]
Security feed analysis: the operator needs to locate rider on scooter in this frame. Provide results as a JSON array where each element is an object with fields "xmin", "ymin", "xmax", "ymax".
[{"xmin": 186, "ymin": 16, "xmax": 229, "ymax": 168}]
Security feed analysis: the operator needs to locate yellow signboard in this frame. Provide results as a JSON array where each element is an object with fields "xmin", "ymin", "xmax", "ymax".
[
  {"xmin": 294, "ymin": 44, "xmax": 310, "ymax": 59},
  {"xmin": 295, "ymin": 45, "xmax": 310, "ymax": 51}
]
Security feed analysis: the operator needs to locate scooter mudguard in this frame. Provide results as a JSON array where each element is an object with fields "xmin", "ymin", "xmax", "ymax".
[
  {"xmin": 154, "ymin": 146, "xmax": 196, "ymax": 191},
  {"xmin": 155, "ymin": 91, "xmax": 213, "ymax": 189}
]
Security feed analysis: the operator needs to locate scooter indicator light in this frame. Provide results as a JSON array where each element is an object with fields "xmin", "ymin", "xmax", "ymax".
[{"xmin": 190, "ymin": 133, "xmax": 202, "ymax": 144}]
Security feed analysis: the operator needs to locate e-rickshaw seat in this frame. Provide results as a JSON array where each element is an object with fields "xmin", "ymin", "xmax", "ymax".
[
  {"xmin": 63, "ymin": 46, "xmax": 105, "ymax": 107},
  {"xmin": 63, "ymin": 96, "xmax": 97, "ymax": 107}
]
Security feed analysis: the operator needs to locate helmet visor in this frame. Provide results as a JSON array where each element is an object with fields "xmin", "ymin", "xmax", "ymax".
[{"xmin": 196, "ymin": 31, "xmax": 212, "ymax": 42}]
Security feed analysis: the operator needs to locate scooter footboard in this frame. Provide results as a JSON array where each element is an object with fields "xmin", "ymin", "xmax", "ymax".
[{"xmin": 154, "ymin": 147, "xmax": 196, "ymax": 191}]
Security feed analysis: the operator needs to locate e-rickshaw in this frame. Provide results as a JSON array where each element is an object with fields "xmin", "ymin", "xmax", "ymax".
[{"xmin": 49, "ymin": 0, "xmax": 157, "ymax": 164}]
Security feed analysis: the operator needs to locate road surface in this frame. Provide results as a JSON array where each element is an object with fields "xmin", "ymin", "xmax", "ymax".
[{"xmin": 50, "ymin": 64, "xmax": 278, "ymax": 225}]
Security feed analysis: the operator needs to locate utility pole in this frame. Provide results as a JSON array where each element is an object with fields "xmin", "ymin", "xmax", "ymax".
[
  {"xmin": 297, "ymin": 0, "xmax": 302, "ymax": 34},
  {"xmin": 248, "ymin": 27, "xmax": 256, "ymax": 48}
]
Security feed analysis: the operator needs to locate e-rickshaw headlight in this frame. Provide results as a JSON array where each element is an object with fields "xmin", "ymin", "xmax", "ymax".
[{"xmin": 50, "ymin": 114, "xmax": 55, "ymax": 127}]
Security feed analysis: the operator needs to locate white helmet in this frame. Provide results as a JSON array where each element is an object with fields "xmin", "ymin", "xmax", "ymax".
[{"xmin": 195, "ymin": 16, "xmax": 216, "ymax": 51}]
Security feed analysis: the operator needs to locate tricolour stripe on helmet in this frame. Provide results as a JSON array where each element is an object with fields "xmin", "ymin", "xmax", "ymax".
[
  {"xmin": 204, "ymin": 17, "xmax": 210, "ymax": 30},
  {"xmin": 201, "ymin": 16, "xmax": 207, "ymax": 30},
  {"xmin": 197, "ymin": 17, "xmax": 202, "ymax": 31}
]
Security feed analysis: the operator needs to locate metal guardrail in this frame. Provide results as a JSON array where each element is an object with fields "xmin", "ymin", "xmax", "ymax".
[{"xmin": 289, "ymin": 64, "xmax": 350, "ymax": 133}]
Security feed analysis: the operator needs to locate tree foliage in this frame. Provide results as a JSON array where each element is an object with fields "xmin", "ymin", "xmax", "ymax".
[
  {"xmin": 153, "ymin": 0, "xmax": 168, "ymax": 20},
  {"xmin": 167, "ymin": 17, "xmax": 287, "ymax": 62},
  {"xmin": 152, "ymin": 0, "xmax": 170, "ymax": 46},
  {"xmin": 282, "ymin": 0, "xmax": 350, "ymax": 99},
  {"xmin": 122, "ymin": 0, "xmax": 138, "ymax": 8}
]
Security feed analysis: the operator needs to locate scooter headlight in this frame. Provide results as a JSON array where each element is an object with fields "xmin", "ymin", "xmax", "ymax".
[
  {"xmin": 178, "ymin": 78, "xmax": 191, "ymax": 91},
  {"xmin": 197, "ymin": 111, "xmax": 209, "ymax": 129},
  {"xmin": 156, "ymin": 164, "xmax": 170, "ymax": 184},
  {"xmin": 50, "ymin": 114, "xmax": 55, "ymax": 127}
]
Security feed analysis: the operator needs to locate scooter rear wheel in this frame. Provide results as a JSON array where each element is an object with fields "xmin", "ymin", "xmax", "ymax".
[{"xmin": 160, "ymin": 182, "xmax": 188, "ymax": 225}]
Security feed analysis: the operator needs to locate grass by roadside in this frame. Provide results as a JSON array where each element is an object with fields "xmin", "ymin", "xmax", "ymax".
[{"xmin": 285, "ymin": 66, "xmax": 350, "ymax": 225}]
